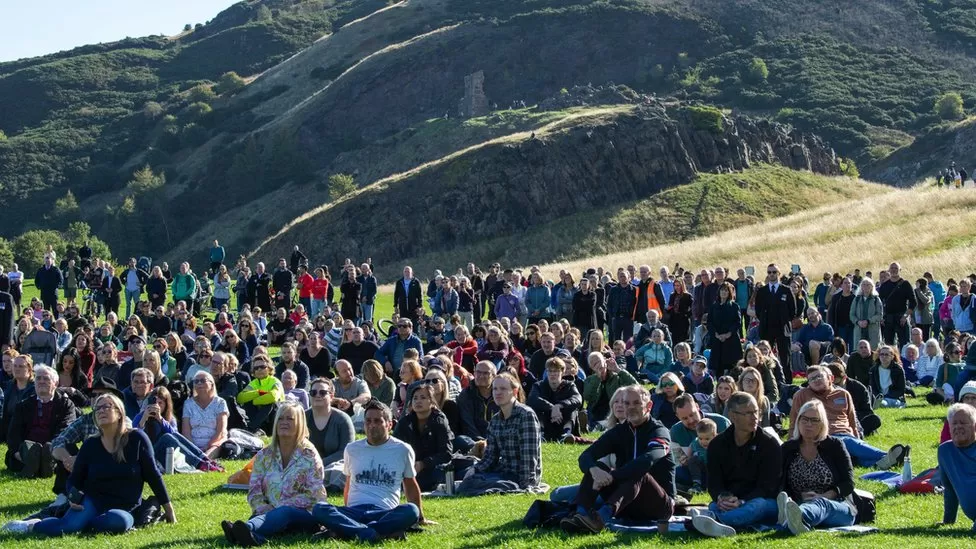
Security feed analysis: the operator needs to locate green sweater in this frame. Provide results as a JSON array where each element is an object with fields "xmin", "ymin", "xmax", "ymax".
[
  {"xmin": 583, "ymin": 370, "xmax": 638, "ymax": 406},
  {"xmin": 238, "ymin": 376, "xmax": 284, "ymax": 406}
]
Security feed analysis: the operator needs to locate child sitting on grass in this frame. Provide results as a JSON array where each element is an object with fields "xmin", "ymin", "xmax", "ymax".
[{"xmin": 688, "ymin": 418, "xmax": 717, "ymax": 494}]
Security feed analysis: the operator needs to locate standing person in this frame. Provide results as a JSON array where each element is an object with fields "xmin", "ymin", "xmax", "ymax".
[
  {"xmin": 734, "ymin": 269, "xmax": 753, "ymax": 336},
  {"xmin": 914, "ymin": 278, "xmax": 935, "ymax": 341},
  {"xmin": 777, "ymin": 400, "xmax": 856, "ymax": 535},
  {"xmin": 525, "ymin": 272, "xmax": 552, "ymax": 326},
  {"xmin": 358, "ymin": 264, "xmax": 377, "ymax": 325},
  {"xmin": 607, "ymin": 270, "xmax": 637, "ymax": 344},
  {"xmin": 494, "ymin": 282, "xmax": 520, "ymax": 323},
  {"xmin": 272, "ymin": 259, "xmax": 294, "ymax": 312},
  {"xmin": 878, "ymin": 262, "xmax": 916, "ymax": 347},
  {"xmin": 691, "ymin": 392, "xmax": 782, "ymax": 538},
  {"xmin": 171, "ymin": 263, "xmax": 196, "ymax": 313},
  {"xmin": 754, "ymin": 264, "xmax": 796, "ymax": 375},
  {"xmin": 827, "ymin": 277, "xmax": 856, "ymax": 352},
  {"xmin": 560, "ymin": 385, "xmax": 675, "ymax": 535},
  {"xmin": 394, "ymin": 267, "xmax": 423, "ymax": 326},
  {"xmin": 309, "ymin": 268, "xmax": 330, "ymax": 320},
  {"xmin": 120, "ymin": 258, "xmax": 149, "ymax": 320},
  {"xmin": 221, "ymin": 402, "xmax": 326, "ymax": 546},
  {"xmin": 3, "ymin": 393, "xmax": 176, "ymax": 535},
  {"xmin": 951, "ymin": 278, "xmax": 976, "ymax": 335},
  {"xmin": 634, "ymin": 265, "xmax": 666, "ymax": 333},
  {"xmin": 102, "ymin": 266, "xmax": 123, "ymax": 320},
  {"xmin": 374, "ymin": 318, "xmax": 423, "ymax": 381},
  {"xmin": 851, "ymin": 278, "xmax": 884, "ymax": 350},
  {"xmin": 938, "ymin": 403, "xmax": 976, "ymax": 531},
  {"xmin": 340, "ymin": 265, "xmax": 362, "ymax": 325},
  {"xmin": 311, "ymin": 400, "xmax": 430, "ymax": 542},
  {"xmin": 666, "ymin": 279, "xmax": 693, "ymax": 344},
  {"xmin": 288, "ymin": 246, "xmax": 307, "ymax": 275},
  {"xmin": 145, "ymin": 267, "xmax": 168, "ymax": 310},
  {"xmin": 295, "ymin": 265, "xmax": 314, "ymax": 316},
  {"xmin": 248, "ymin": 263, "xmax": 273, "ymax": 312},
  {"xmin": 61, "ymin": 259, "xmax": 81, "ymax": 307},
  {"xmin": 8, "ymin": 263, "xmax": 23, "ymax": 313},
  {"xmin": 571, "ymin": 279, "xmax": 597, "ymax": 335},
  {"xmin": 926, "ymin": 272, "xmax": 947, "ymax": 341},
  {"xmin": 209, "ymin": 240, "xmax": 225, "ymax": 274},
  {"xmin": 708, "ymin": 281, "xmax": 742, "ymax": 379},
  {"xmin": 35, "ymin": 256, "xmax": 64, "ymax": 317}
]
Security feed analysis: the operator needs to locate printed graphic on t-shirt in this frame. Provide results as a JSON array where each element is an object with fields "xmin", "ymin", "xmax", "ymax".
[{"xmin": 355, "ymin": 458, "xmax": 399, "ymax": 488}]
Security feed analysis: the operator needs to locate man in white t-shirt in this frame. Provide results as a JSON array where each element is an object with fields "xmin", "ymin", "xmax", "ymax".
[{"xmin": 313, "ymin": 400, "xmax": 430, "ymax": 541}]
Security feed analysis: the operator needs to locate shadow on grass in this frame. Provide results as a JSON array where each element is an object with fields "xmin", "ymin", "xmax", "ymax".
[
  {"xmin": 0, "ymin": 501, "xmax": 44, "ymax": 518},
  {"xmin": 136, "ymin": 534, "xmax": 227, "ymax": 548},
  {"xmin": 896, "ymin": 415, "xmax": 948, "ymax": 422},
  {"xmin": 858, "ymin": 525, "xmax": 975, "ymax": 538}
]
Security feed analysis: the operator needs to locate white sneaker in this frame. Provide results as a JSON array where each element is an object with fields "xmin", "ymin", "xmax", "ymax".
[
  {"xmin": 776, "ymin": 491, "xmax": 790, "ymax": 526},
  {"xmin": 688, "ymin": 508, "xmax": 716, "ymax": 519},
  {"xmin": 785, "ymin": 500, "xmax": 810, "ymax": 535},
  {"xmin": 692, "ymin": 515, "xmax": 735, "ymax": 538},
  {"xmin": 2, "ymin": 519, "xmax": 40, "ymax": 533}
]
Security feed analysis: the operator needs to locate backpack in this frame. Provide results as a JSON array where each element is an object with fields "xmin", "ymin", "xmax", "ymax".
[
  {"xmin": 523, "ymin": 499, "xmax": 574, "ymax": 529},
  {"xmin": 219, "ymin": 428, "xmax": 265, "ymax": 460}
]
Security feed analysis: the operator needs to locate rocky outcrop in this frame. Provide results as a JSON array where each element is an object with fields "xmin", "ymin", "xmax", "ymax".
[{"xmin": 254, "ymin": 96, "xmax": 838, "ymax": 272}]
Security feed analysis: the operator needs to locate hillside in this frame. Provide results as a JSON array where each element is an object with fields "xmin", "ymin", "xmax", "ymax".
[
  {"xmin": 2, "ymin": 0, "xmax": 976, "ymax": 267},
  {"xmin": 547, "ymin": 182, "xmax": 976, "ymax": 282},
  {"xmin": 864, "ymin": 116, "xmax": 976, "ymax": 185},
  {"xmin": 250, "ymin": 95, "xmax": 840, "ymax": 276}
]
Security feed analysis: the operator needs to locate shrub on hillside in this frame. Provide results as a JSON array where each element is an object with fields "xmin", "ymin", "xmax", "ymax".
[
  {"xmin": 746, "ymin": 57, "xmax": 768, "ymax": 83},
  {"xmin": 187, "ymin": 84, "xmax": 217, "ymax": 103},
  {"xmin": 935, "ymin": 92, "xmax": 965, "ymax": 120},
  {"xmin": 216, "ymin": 71, "xmax": 247, "ymax": 95},
  {"xmin": 839, "ymin": 157, "xmax": 860, "ymax": 178},
  {"xmin": 685, "ymin": 105, "xmax": 725, "ymax": 134}
]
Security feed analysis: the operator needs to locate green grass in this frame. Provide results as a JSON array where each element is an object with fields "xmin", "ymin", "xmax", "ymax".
[{"xmin": 0, "ymin": 391, "xmax": 969, "ymax": 547}]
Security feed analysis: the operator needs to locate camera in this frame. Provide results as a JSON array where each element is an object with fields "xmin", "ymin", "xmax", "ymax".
[{"xmin": 147, "ymin": 395, "xmax": 157, "ymax": 406}]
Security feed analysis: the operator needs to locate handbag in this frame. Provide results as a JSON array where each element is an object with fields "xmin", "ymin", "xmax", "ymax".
[{"xmin": 850, "ymin": 488, "xmax": 876, "ymax": 524}]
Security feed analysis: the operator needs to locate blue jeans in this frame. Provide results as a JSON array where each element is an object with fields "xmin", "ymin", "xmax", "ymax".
[
  {"xmin": 798, "ymin": 497, "xmax": 855, "ymax": 528},
  {"xmin": 299, "ymin": 297, "xmax": 311, "ymax": 314},
  {"xmin": 550, "ymin": 484, "xmax": 580, "ymax": 503},
  {"xmin": 311, "ymin": 299, "xmax": 325, "ymax": 319},
  {"xmin": 640, "ymin": 368, "xmax": 663, "ymax": 384},
  {"xmin": 361, "ymin": 303, "xmax": 374, "ymax": 324},
  {"xmin": 836, "ymin": 434, "xmax": 885, "ymax": 467},
  {"xmin": 247, "ymin": 506, "xmax": 319, "ymax": 542},
  {"xmin": 33, "ymin": 496, "xmax": 134, "ymax": 536},
  {"xmin": 313, "ymin": 502, "xmax": 419, "ymax": 542},
  {"xmin": 124, "ymin": 289, "xmax": 140, "ymax": 318},
  {"xmin": 709, "ymin": 497, "xmax": 777, "ymax": 528},
  {"xmin": 153, "ymin": 432, "xmax": 208, "ymax": 468}
]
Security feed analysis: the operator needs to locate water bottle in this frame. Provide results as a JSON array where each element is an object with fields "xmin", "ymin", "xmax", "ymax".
[
  {"xmin": 440, "ymin": 462, "xmax": 455, "ymax": 496},
  {"xmin": 901, "ymin": 448, "xmax": 912, "ymax": 483},
  {"xmin": 165, "ymin": 447, "xmax": 175, "ymax": 475}
]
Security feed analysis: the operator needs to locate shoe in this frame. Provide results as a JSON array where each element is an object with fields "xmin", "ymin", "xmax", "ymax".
[
  {"xmin": 691, "ymin": 515, "xmax": 735, "ymax": 538},
  {"xmin": 20, "ymin": 442, "xmax": 42, "ymax": 478},
  {"xmin": 380, "ymin": 530, "xmax": 407, "ymax": 541},
  {"xmin": 2, "ymin": 519, "xmax": 40, "ymax": 533},
  {"xmin": 899, "ymin": 445, "xmax": 911, "ymax": 467},
  {"xmin": 686, "ymin": 508, "xmax": 714, "ymax": 519},
  {"xmin": 875, "ymin": 444, "xmax": 905, "ymax": 470},
  {"xmin": 39, "ymin": 443, "xmax": 54, "ymax": 478},
  {"xmin": 221, "ymin": 520, "xmax": 237, "ymax": 544},
  {"xmin": 776, "ymin": 491, "xmax": 789, "ymax": 526},
  {"xmin": 232, "ymin": 520, "xmax": 258, "ymax": 547},
  {"xmin": 559, "ymin": 513, "xmax": 586, "ymax": 535},
  {"xmin": 560, "ymin": 432, "xmax": 575, "ymax": 444},
  {"xmin": 576, "ymin": 510, "xmax": 606, "ymax": 534},
  {"xmin": 310, "ymin": 528, "xmax": 338, "ymax": 541},
  {"xmin": 785, "ymin": 499, "xmax": 810, "ymax": 535}
]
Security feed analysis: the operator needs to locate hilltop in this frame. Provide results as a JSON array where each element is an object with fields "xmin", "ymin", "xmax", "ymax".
[{"xmin": 1, "ymin": 0, "xmax": 975, "ymax": 269}]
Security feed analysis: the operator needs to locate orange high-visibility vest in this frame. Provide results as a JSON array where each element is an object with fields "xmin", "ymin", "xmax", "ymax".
[{"xmin": 646, "ymin": 280, "xmax": 662, "ymax": 315}]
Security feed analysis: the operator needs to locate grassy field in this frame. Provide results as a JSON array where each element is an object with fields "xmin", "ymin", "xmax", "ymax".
[{"xmin": 0, "ymin": 388, "xmax": 967, "ymax": 548}]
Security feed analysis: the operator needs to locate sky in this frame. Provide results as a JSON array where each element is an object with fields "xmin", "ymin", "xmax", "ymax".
[{"xmin": 1, "ymin": 0, "xmax": 240, "ymax": 62}]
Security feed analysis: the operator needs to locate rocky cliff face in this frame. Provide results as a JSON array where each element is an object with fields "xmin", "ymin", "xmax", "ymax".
[{"xmin": 254, "ymin": 94, "xmax": 838, "ymax": 272}]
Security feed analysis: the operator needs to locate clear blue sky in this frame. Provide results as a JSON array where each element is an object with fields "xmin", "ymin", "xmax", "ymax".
[{"xmin": 1, "ymin": 0, "xmax": 239, "ymax": 62}]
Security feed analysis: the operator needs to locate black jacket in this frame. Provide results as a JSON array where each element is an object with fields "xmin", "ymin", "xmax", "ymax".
[
  {"xmin": 393, "ymin": 408, "xmax": 453, "ymax": 471},
  {"xmin": 572, "ymin": 291, "xmax": 597, "ymax": 330},
  {"xmin": 146, "ymin": 277, "xmax": 168, "ymax": 304},
  {"xmin": 34, "ymin": 265, "xmax": 64, "ymax": 296},
  {"xmin": 755, "ymin": 283, "xmax": 796, "ymax": 337},
  {"xmin": 840, "ymin": 377, "xmax": 873, "ymax": 420},
  {"xmin": 393, "ymin": 278, "xmax": 423, "ymax": 317},
  {"xmin": 635, "ymin": 279, "xmax": 667, "ymax": 321},
  {"xmin": 707, "ymin": 424, "xmax": 782, "ymax": 502},
  {"xmin": 579, "ymin": 416, "xmax": 675, "ymax": 496},
  {"xmin": 456, "ymin": 384, "xmax": 499, "ymax": 440},
  {"xmin": 528, "ymin": 379, "xmax": 582, "ymax": 419},
  {"xmin": 780, "ymin": 435, "xmax": 855, "ymax": 502},
  {"xmin": 0, "ymin": 291, "xmax": 13, "ymax": 348},
  {"xmin": 869, "ymin": 362, "xmax": 906, "ymax": 401},
  {"xmin": 708, "ymin": 300, "xmax": 742, "ymax": 345},
  {"xmin": 5, "ymin": 391, "xmax": 77, "ymax": 468},
  {"xmin": 607, "ymin": 283, "xmax": 637, "ymax": 319}
]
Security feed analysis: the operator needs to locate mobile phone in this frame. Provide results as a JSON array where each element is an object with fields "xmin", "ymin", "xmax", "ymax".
[
  {"xmin": 744, "ymin": 266, "xmax": 755, "ymax": 277},
  {"xmin": 791, "ymin": 264, "xmax": 801, "ymax": 274}
]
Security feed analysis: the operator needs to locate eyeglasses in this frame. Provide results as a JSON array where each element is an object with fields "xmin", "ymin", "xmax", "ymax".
[
  {"xmin": 732, "ymin": 409, "xmax": 760, "ymax": 417},
  {"xmin": 799, "ymin": 416, "xmax": 822, "ymax": 425},
  {"xmin": 93, "ymin": 404, "xmax": 115, "ymax": 413},
  {"xmin": 659, "ymin": 381, "xmax": 676, "ymax": 388},
  {"xmin": 397, "ymin": 324, "xmax": 410, "ymax": 329},
  {"xmin": 310, "ymin": 389, "xmax": 332, "ymax": 397},
  {"xmin": 808, "ymin": 374, "xmax": 825, "ymax": 381},
  {"xmin": 192, "ymin": 378, "xmax": 210, "ymax": 385},
  {"xmin": 426, "ymin": 378, "xmax": 443, "ymax": 384},
  {"xmin": 252, "ymin": 364, "xmax": 268, "ymax": 370}
]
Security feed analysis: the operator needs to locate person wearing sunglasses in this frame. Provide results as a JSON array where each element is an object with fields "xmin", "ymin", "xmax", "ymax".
[
  {"xmin": 238, "ymin": 358, "xmax": 284, "ymax": 435},
  {"xmin": 305, "ymin": 378, "xmax": 353, "ymax": 467},
  {"xmin": 753, "ymin": 264, "xmax": 796, "ymax": 374},
  {"xmin": 374, "ymin": 318, "xmax": 423, "ymax": 383},
  {"xmin": 182, "ymin": 372, "xmax": 228, "ymax": 459}
]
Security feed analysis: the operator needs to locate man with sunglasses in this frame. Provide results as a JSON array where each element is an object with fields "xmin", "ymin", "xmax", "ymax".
[
  {"xmin": 375, "ymin": 319, "xmax": 423, "ymax": 383},
  {"xmin": 754, "ymin": 263, "xmax": 796, "ymax": 373}
]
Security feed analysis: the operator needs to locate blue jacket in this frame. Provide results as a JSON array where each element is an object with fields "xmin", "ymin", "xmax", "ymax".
[
  {"xmin": 930, "ymin": 281, "xmax": 947, "ymax": 307},
  {"xmin": 795, "ymin": 321, "xmax": 835, "ymax": 348},
  {"xmin": 374, "ymin": 333, "xmax": 424, "ymax": 370},
  {"xmin": 813, "ymin": 283, "xmax": 830, "ymax": 311},
  {"xmin": 524, "ymin": 286, "xmax": 551, "ymax": 318}
]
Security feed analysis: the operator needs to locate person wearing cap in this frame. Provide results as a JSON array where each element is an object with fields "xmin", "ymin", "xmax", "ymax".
[
  {"xmin": 494, "ymin": 282, "xmax": 520, "ymax": 323},
  {"xmin": 938, "ymin": 401, "xmax": 976, "ymax": 531},
  {"xmin": 681, "ymin": 355, "xmax": 715, "ymax": 395},
  {"xmin": 116, "ymin": 335, "xmax": 147, "ymax": 392},
  {"xmin": 528, "ymin": 357, "xmax": 581, "ymax": 443}
]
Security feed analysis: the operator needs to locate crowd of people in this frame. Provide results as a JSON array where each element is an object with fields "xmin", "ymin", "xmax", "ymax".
[{"xmin": 1, "ymin": 244, "xmax": 975, "ymax": 541}]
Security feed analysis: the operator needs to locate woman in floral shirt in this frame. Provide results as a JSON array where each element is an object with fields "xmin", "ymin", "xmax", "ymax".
[{"xmin": 221, "ymin": 402, "xmax": 327, "ymax": 546}]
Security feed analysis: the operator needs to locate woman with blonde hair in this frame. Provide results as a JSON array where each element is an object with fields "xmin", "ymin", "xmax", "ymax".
[
  {"xmin": 777, "ymin": 399, "xmax": 855, "ymax": 535},
  {"xmin": 222, "ymin": 401, "xmax": 326, "ymax": 546},
  {"xmin": 6, "ymin": 393, "xmax": 175, "ymax": 535},
  {"xmin": 183, "ymin": 371, "xmax": 229, "ymax": 459},
  {"xmin": 362, "ymin": 359, "xmax": 395, "ymax": 407},
  {"xmin": 651, "ymin": 372, "xmax": 685, "ymax": 428},
  {"xmin": 738, "ymin": 367, "xmax": 772, "ymax": 428}
]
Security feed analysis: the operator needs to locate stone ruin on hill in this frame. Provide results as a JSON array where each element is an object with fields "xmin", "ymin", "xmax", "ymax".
[{"xmin": 458, "ymin": 70, "xmax": 489, "ymax": 118}]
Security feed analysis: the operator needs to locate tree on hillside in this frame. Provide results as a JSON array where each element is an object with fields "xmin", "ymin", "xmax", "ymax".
[
  {"xmin": 0, "ymin": 237, "xmax": 14, "ymax": 268},
  {"xmin": 183, "ymin": 24, "xmax": 192, "ymax": 32},
  {"xmin": 227, "ymin": 135, "xmax": 265, "ymax": 193},
  {"xmin": 185, "ymin": 102, "xmax": 213, "ymax": 121},
  {"xmin": 12, "ymin": 230, "xmax": 65, "ymax": 273},
  {"xmin": 255, "ymin": 5, "xmax": 273, "ymax": 22},
  {"xmin": 187, "ymin": 84, "xmax": 216, "ymax": 103},
  {"xmin": 126, "ymin": 165, "xmax": 173, "ymax": 250},
  {"xmin": 747, "ymin": 57, "xmax": 769, "ymax": 83},
  {"xmin": 64, "ymin": 221, "xmax": 112, "ymax": 262},
  {"xmin": 51, "ymin": 190, "xmax": 81, "ymax": 227},
  {"xmin": 216, "ymin": 71, "xmax": 247, "ymax": 95},
  {"xmin": 0, "ymin": 130, "xmax": 6, "ymax": 142},
  {"xmin": 143, "ymin": 101, "xmax": 164, "ymax": 119},
  {"xmin": 329, "ymin": 174, "xmax": 356, "ymax": 200},
  {"xmin": 935, "ymin": 92, "xmax": 965, "ymax": 120}
]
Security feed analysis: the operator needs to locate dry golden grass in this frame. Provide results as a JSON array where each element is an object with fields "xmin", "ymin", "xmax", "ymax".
[{"xmin": 543, "ymin": 184, "xmax": 976, "ymax": 281}]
